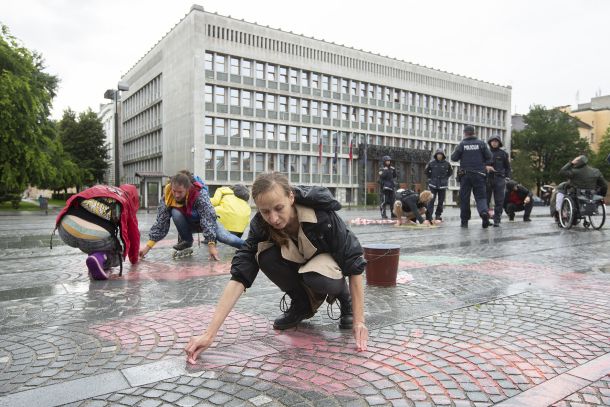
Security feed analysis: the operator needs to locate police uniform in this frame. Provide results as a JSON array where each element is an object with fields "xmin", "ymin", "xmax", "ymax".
[
  {"xmin": 450, "ymin": 126, "xmax": 492, "ymax": 228},
  {"xmin": 486, "ymin": 135, "xmax": 511, "ymax": 226},
  {"xmin": 378, "ymin": 156, "xmax": 397, "ymax": 219}
]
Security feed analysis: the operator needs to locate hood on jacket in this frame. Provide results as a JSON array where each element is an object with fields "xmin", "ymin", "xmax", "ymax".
[
  {"xmin": 120, "ymin": 184, "xmax": 140, "ymax": 211},
  {"xmin": 293, "ymin": 185, "xmax": 341, "ymax": 211},
  {"xmin": 487, "ymin": 134, "xmax": 503, "ymax": 148},
  {"xmin": 230, "ymin": 184, "xmax": 250, "ymax": 201},
  {"xmin": 506, "ymin": 180, "xmax": 518, "ymax": 191},
  {"xmin": 433, "ymin": 148, "xmax": 446, "ymax": 160},
  {"xmin": 573, "ymin": 155, "xmax": 588, "ymax": 168}
]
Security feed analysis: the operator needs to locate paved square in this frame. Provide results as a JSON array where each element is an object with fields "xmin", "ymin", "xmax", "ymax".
[{"xmin": 0, "ymin": 206, "xmax": 609, "ymax": 406}]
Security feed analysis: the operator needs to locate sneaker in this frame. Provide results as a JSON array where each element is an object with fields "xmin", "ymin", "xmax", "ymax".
[
  {"xmin": 481, "ymin": 213, "xmax": 490, "ymax": 229},
  {"xmin": 493, "ymin": 221, "xmax": 500, "ymax": 227},
  {"xmin": 523, "ymin": 218, "xmax": 532, "ymax": 222},
  {"xmin": 86, "ymin": 252, "xmax": 109, "ymax": 280},
  {"xmin": 173, "ymin": 240, "xmax": 193, "ymax": 251},
  {"xmin": 434, "ymin": 216, "xmax": 443, "ymax": 222},
  {"xmin": 508, "ymin": 215, "xmax": 515, "ymax": 222},
  {"xmin": 460, "ymin": 221, "xmax": 468, "ymax": 228}
]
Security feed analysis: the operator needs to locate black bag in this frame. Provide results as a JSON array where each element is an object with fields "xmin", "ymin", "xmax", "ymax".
[{"xmin": 292, "ymin": 185, "xmax": 342, "ymax": 211}]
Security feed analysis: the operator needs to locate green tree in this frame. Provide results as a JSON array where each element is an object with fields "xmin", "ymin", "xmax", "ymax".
[
  {"xmin": 58, "ymin": 108, "xmax": 109, "ymax": 190},
  {"xmin": 0, "ymin": 25, "xmax": 58, "ymax": 200},
  {"xmin": 511, "ymin": 105, "xmax": 590, "ymax": 194},
  {"xmin": 590, "ymin": 125, "xmax": 610, "ymax": 179},
  {"xmin": 36, "ymin": 120, "xmax": 82, "ymax": 193}
]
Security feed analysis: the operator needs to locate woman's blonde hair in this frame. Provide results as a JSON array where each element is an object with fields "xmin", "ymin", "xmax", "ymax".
[
  {"xmin": 419, "ymin": 190, "xmax": 433, "ymax": 204},
  {"xmin": 252, "ymin": 172, "xmax": 293, "ymax": 247}
]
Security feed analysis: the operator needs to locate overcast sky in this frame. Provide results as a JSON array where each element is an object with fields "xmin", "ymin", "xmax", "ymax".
[{"xmin": 3, "ymin": 0, "xmax": 609, "ymax": 119}]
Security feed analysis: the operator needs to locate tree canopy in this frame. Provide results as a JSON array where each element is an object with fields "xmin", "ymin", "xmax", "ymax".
[
  {"xmin": 0, "ymin": 24, "xmax": 58, "ymax": 197},
  {"xmin": 511, "ymin": 105, "xmax": 591, "ymax": 193}
]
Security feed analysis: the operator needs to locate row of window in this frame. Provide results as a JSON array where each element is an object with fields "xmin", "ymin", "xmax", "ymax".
[
  {"xmin": 205, "ymin": 52, "xmax": 507, "ymax": 122},
  {"xmin": 124, "ymin": 157, "xmax": 162, "ymax": 185},
  {"xmin": 204, "ymin": 117, "xmax": 460, "ymax": 157},
  {"xmin": 124, "ymin": 130, "xmax": 162, "ymax": 163},
  {"xmin": 204, "ymin": 149, "xmax": 351, "ymax": 178},
  {"xmin": 123, "ymin": 75, "xmax": 162, "ymax": 117},
  {"xmin": 205, "ymin": 25, "xmax": 509, "ymax": 102},
  {"xmin": 123, "ymin": 102, "xmax": 162, "ymax": 140},
  {"xmin": 204, "ymin": 116, "xmax": 504, "ymax": 149},
  {"xmin": 205, "ymin": 85, "xmax": 504, "ymax": 134}
]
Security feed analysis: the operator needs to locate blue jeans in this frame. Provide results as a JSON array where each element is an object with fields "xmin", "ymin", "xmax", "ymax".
[
  {"xmin": 171, "ymin": 209, "xmax": 245, "ymax": 249},
  {"xmin": 459, "ymin": 172, "xmax": 489, "ymax": 222}
]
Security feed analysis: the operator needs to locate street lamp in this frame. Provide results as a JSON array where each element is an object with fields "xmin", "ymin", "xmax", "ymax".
[{"xmin": 104, "ymin": 81, "xmax": 129, "ymax": 186}]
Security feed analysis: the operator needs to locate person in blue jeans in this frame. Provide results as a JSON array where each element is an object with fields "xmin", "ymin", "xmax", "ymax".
[{"xmin": 139, "ymin": 171, "xmax": 244, "ymax": 260}]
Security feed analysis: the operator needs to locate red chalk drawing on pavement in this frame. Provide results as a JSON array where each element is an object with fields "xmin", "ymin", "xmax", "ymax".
[{"xmin": 111, "ymin": 261, "xmax": 232, "ymax": 281}]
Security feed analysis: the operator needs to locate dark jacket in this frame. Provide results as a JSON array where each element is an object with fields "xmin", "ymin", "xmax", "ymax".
[
  {"xmin": 425, "ymin": 149, "xmax": 452, "ymax": 189},
  {"xmin": 487, "ymin": 135, "xmax": 511, "ymax": 178},
  {"xmin": 397, "ymin": 190, "xmax": 427, "ymax": 223},
  {"xmin": 559, "ymin": 156, "xmax": 608, "ymax": 196},
  {"xmin": 451, "ymin": 136, "xmax": 492, "ymax": 172},
  {"xmin": 378, "ymin": 165, "xmax": 398, "ymax": 191},
  {"xmin": 229, "ymin": 186, "xmax": 366, "ymax": 289},
  {"xmin": 504, "ymin": 181, "xmax": 532, "ymax": 207}
]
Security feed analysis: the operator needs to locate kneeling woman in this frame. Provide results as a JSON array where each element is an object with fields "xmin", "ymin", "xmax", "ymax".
[
  {"xmin": 186, "ymin": 172, "xmax": 368, "ymax": 362},
  {"xmin": 394, "ymin": 189, "xmax": 434, "ymax": 226}
]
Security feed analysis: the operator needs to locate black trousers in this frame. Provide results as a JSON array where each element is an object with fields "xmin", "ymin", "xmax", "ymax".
[
  {"xmin": 258, "ymin": 246, "xmax": 349, "ymax": 300},
  {"xmin": 486, "ymin": 176, "xmax": 506, "ymax": 223},
  {"xmin": 379, "ymin": 189, "xmax": 395, "ymax": 217},
  {"xmin": 505, "ymin": 202, "xmax": 533, "ymax": 220},
  {"xmin": 426, "ymin": 187, "xmax": 446, "ymax": 221}
]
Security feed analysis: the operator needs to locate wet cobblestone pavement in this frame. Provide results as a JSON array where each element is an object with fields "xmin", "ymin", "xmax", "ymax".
[{"xmin": 1, "ymin": 206, "xmax": 609, "ymax": 406}]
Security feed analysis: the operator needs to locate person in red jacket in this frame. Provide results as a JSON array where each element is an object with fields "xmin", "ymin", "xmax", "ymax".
[{"xmin": 55, "ymin": 184, "xmax": 140, "ymax": 280}]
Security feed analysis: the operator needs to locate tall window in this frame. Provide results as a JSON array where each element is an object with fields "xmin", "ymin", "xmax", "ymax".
[
  {"xmin": 215, "ymin": 150, "xmax": 225, "ymax": 170},
  {"xmin": 230, "ymin": 89, "xmax": 239, "ymax": 106},
  {"xmin": 230, "ymin": 151, "xmax": 239, "ymax": 171},
  {"xmin": 204, "ymin": 149, "xmax": 213, "ymax": 169},
  {"xmin": 278, "ymin": 125, "xmax": 287, "ymax": 141},
  {"xmin": 230, "ymin": 57, "xmax": 239, "ymax": 75},
  {"xmin": 255, "ymin": 153, "xmax": 264, "ymax": 172},
  {"xmin": 301, "ymin": 99, "xmax": 309, "ymax": 116},
  {"xmin": 266, "ymin": 94, "xmax": 276, "ymax": 111},
  {"xmin": 311, "ymin": 73, "xmax": 319, "ymax": 88},
  {"xmin": 289, "ymin": 126, "xmax": 297, "ymax": 142},
  {"xmin": 279, "ymin": 96, "xmax": 287, "ymax": 112},
  {"xmin": 289, "ymin": 69, "xmax": 298, "ymax": 85},
  {"xmin": 205, "ymin": 85, "xmax": 213, "ymax": 103},
  {"xmin": 289, "ymin": 98, "xmax": 298, "ymax": 114},
  {"xmin": 242, "ymin": 151, "xmax": 251, "ymax": 171},
  {"xmin": 255, "ymin": 122, "xmax": 264, "ymax": 139},
  {"xmin": 241, "ymin": 60, "xmax": 252, "ymax": 77},
  {"xmin": 205, "ymin": 117, "xmax": 213, "ymax": 135},
  {"xmin": 256, "ymin": 62, "xmax": 264, "ymax": 79},
  {"xmin": 301, "ymin": 71, "xmax": 309, "ymax": 87},
  {"xmin": 215, "ymin": 54, "xmax": 225, "ymax": 72},
  {"xmin": 255, "ymin": 92, "xmax": 264, "ymax": 109},
  {"xmin": 279, "ymin": 66, "xmax": 288, "ymax": 83},
  {"xmin": 300, "ymin": 127, "xmax": 309, "ymax": 143},
  {"xmin": 230, "ymin": 120, "xmax": 239, "ymax": 137},
  {"xmin": 215, "ymin": 118, "xmax": 225, "ymax": 136},
  {"xmin": 215, "ymin": 86, "xmax": 226, "ymax": 104},
  {"xmin": 242, "ymin": 121, "xmax": 251, "ymax": 138},
  {"xmin": 205, "ymin": 52, "xmax": 213, "ymax": 70},
  {"xmin": 242, "ymin": 90, "xmax": 252, "ymax": 108},
  {"xmin": 266, "ymin": 123, "xmax": 275, "ymax": 140},
  {"xmin": 322, "ymin": 75, "xmax": 329, "ymax": 91},
  {"xmin": 266, "ymin": 64, "xmax": 276, "ymax": 81}
]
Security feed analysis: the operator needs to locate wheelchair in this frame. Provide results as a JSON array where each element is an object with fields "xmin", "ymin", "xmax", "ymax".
[{"xmin": 558, "ymin": 188, "xmax": 606, "ymax": 230}]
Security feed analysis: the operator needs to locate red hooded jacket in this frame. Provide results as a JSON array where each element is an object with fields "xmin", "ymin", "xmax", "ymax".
[{"xmin": 56, "ymin": 184, "xmax": 140, "ymax": 264}]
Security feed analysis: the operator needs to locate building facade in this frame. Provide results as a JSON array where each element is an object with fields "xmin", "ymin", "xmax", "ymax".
[
  {"xmin": 98, "ymin": 102, "xmax": 116, "ymax": 186},
  {"xmin": 560, "ymin": 95, "xmax": 610, "ymax": 152},
  {"xmin": 118, "ymin": 5, "xmax": 512, "ymax": 206}
]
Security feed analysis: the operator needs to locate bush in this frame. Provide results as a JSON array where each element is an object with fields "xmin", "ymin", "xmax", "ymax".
[{"xmin": 366, "ymin": 193, "xmax": 379, "ymax": 206}]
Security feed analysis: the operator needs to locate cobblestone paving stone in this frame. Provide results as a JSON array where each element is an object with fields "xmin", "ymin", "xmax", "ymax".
[{"xmin": 1, "ymin": 207, "xmax": 610, "ymax": 406}]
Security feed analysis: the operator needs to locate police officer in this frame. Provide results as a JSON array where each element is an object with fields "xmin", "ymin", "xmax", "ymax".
[
  {"xmin": 486, "ymin": 134, "xmax": 511, "ymax": 227},
  {"xmin": 378, "ymin": 155, "xmax": 397, "ymax": 219},
  {"xmin": 424, "ymin": 148, "xmax": 452, "ymax": 223},
  {"xmin": 451, "ymin": 125, "xmax": 494, "ymax": 228}
]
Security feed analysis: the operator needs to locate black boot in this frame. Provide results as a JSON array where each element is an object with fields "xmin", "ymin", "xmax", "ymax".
[
  {"xmin": 338, "ymin": 294, "xmax": 353, "ymax": 330},
  {"xmin": 273, "ymin": 292, "xmax": 311, "ymax": 330}
]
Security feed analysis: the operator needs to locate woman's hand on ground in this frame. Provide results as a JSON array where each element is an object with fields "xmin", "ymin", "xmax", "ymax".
[
  {"xmin": 139, "ymin": 246, "xmax": 151, "ymax": 259},
  {"xmin": 353, "ymin": 322, "xmax": 368, "ymax": 351},
  {"xmin": 184, "ymin": 334, "xmax": 214, "ymax": 364},
  {"xmin": 208, "ymin": 245, "xmax": 220, "ymax": 261}
]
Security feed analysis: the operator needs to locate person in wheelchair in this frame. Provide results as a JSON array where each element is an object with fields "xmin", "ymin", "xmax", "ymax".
[
  {"xmin": 555, "ymin": 155, "xmax": 607, "ymax": 223},
  {"xmin": 503, "ymin": 180, "xmax": 533, "ymax": 222}
]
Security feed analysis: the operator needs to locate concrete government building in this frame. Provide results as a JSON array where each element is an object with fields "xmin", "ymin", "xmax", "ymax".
[{"xmin": 116, "ymin": 4, "xmax": 512, "ymax": 208}]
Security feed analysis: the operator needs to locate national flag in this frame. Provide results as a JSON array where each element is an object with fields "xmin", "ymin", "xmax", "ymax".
[
  {"xmin": 348, "ymin": 137, "xmax": 353, "ymax": 162},
  {"xmin": 333, "ymin": 135, "xmax": 338, "ymax": 165},
  {"xmin": 318, "ymin": 137, "xmax": 322, "ymax": 163}
]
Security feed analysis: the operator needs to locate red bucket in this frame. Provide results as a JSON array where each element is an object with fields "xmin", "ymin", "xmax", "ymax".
[{"xmin": 363, "ymin": 243, "xmax": 400, "ymax": 286}]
